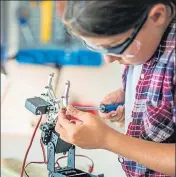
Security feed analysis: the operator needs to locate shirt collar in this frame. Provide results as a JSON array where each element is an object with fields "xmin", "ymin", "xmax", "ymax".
[{"xmin": 155, "ymin": 18, "xmax": 176, "ymax": 64}]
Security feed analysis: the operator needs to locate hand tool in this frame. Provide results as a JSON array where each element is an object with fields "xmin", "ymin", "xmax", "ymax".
[{"xmin": 74, "ymin": 103, "xmax": 124, "ymax": 113}]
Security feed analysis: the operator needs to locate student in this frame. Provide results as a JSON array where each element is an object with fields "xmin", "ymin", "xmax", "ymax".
[
  {"xmin": 55, "ymin": 1, "xmax": 176, "ymax": 177},
  {"xmin": 57, "ymin": 108, "xmax": 176, "ymax": 177}
]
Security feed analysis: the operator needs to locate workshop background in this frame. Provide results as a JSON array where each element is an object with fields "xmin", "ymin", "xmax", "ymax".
[{"xmin": 1, "ymin": 1, "xmax": 126, "ymax": 177}]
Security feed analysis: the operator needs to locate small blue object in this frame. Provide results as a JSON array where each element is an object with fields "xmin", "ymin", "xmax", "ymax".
[
  {"xmin": 17, "ymin": 7, "xmax": 29, "ymax": 26},
  {"xmin": 16, "ymin": 49, "xmax": 102, "ymax": 66},
  {"xmin": 100, "ymin": 103, "xmax": 124, "ymax": 113},
  {"xmin": 19, "ymin": 17, "xmax": 28, "ymax": 25},
  {"xmin": 1, "ymin": 45, "xmax": 7, "ymax": 61}
]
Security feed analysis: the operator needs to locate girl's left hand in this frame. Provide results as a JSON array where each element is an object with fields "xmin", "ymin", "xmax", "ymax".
[{"xmin": 55, "ymin": 105, "xmax": 111, "ymax": 149}]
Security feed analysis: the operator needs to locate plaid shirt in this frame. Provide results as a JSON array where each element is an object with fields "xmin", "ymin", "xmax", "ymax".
[{"xmin": 120, "ymin": 19, "xmax": 176, "ymax": 177}]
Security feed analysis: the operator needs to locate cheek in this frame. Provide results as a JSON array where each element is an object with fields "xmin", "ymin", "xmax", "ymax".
[
  {"xmin": 126, "ymin": 28, "xmax": 162, "ymax": 65},
  {"xmin": 124, "ymin": 39, "xmax": 159, "ymax": 65},
  {"xmin": 134, "ymin": 40, "xmax": 159, "ymax": 64}
]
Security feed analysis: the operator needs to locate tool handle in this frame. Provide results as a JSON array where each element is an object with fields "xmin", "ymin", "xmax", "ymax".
[{"xmin": 100, "ymin": 103, "xmax": 123, "ymax": 113}]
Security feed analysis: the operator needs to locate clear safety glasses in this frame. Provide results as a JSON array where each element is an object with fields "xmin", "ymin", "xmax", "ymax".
[{"xmin": 83, "ymin": 13, "xmax": 148, "ymax": 59}]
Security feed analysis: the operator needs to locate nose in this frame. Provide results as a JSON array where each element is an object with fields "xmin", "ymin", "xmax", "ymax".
[{"xmin": 103, "ymin": 54, "xmax": 121, "ymax": 63}]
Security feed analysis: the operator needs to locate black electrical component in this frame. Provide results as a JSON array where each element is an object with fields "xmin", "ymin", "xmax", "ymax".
[
  {"xmin": 40, "ymin": 122, "xmax": 72, "ymax": 154},
  {"xmin": 25, "ymin": 97, "xmax": 50, "ymax": 115}
]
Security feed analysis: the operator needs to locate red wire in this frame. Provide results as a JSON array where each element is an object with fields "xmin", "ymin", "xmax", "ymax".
[
  {"xmin": 56, "ymin": 162, "xmax": 60, "ymax": 167},
  {"xmin": 56, "ymin": 154, "xmax": 94, "ymax": 173},
  {"xmin": 20, "ymin": 113, "xmax": 95, "ymax": 176},
  {"xmin": 40, "ymin": 138, "xmax": 47, "ymax": 164},
  {"xmin": 20, "ymin": 114, "xmax": 43, "ymax": 177},
  {"xmin": 24, "ymin": 141, "xmax": 47, "ymax": 176},
  {"xmin": 25, "ymin": 161, "xmax": 46, "ymax": 168}
]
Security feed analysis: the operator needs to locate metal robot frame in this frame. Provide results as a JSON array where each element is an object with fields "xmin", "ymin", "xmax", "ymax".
[{"xmin": 25, "ymin": 73, "xmax": 104, "ymax": 177}]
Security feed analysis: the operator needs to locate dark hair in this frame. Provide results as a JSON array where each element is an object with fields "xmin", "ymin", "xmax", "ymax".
[{"xmin": 63, "ymin": 0, "xmax": 176, "ymax": 37}]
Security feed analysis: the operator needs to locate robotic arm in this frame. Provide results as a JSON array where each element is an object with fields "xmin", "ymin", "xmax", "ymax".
[{"xmin": 25, "ymin": 73, "xmax": 104, "ymax": 177}]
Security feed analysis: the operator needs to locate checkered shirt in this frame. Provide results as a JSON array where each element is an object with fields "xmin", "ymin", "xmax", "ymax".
[{"xmin": 120, "ymin": 19, "xmax": 176, "ymax": 177}]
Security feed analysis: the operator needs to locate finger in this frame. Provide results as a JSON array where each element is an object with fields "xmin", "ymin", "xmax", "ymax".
[
  {"xmin": 118, "ymin": 112, "xmax": 125, "ymax": 122},
  {"xmin": 67, "ymin": 105, "xmax": 87, "ymax": 122},
  {"xmin": 66, "ymin": 114, "xmax": 72, "ymax": 121},
  {"xmin": 100, "ymin": 95, "xmax": 114, "ymax": 105},
  {"xmin": 110, "ymin": 106, "xmax": 125, "ymax": 122},
  {"xmin": 118, "ymin": 106, "xmax": 125, "ymax": 122},
  {"xmin": 66, "ymin": 110, "xmax": 70, "ymax": 116},
  {"xmin": 70, "ymin": 119, "xmax": 83, "ymax": 125},
  {"xmin": 60, "ymin": 109, "xmax": 66, "ymax": 113},
  {"xmin": 58, "ymin": 110, "xmax": 75, "ymax": 129},
  {"xmin": 116, "ymin": 106, "xmax": 124, "ymax": 117},
  {"xmin": 99, "ymin": 111, "xmax": 111, "ymax": 119},
  {"xmin": 110, "ymin": 115, "xmax": 124, "ymax": 123},
  {"xmin": 99, "ymin": 110, "xmax": 118, "ymax": 119},
  {"xmin": 58, "ymin": 109, "xmax": 67, "ymax": 121},
  {"xmin": 64, "ymin": 110, "xmax": 73, "ymax": 121},
  {"xmin": 116, "ymin": 105, "xmax": 123, "ymax": 112},
  {"xmin": 55, "ymin": 122, "xmax": 67, "ymax": 136},
  {"xmin": 110, "ymin": 111, "xmax": 118, "ymax": 117},
  {"xmin": 100, "ymin": 91, "xmax": 118, "ymax": 105}
]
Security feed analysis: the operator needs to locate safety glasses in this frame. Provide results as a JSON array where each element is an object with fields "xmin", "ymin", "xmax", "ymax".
[{"xmin": 83, "ymin": 13, "xmax": 148, "ymax": 58}]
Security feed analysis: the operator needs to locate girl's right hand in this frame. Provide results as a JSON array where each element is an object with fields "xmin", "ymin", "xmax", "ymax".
[{"xmin": 99, "ymin": 88, "xmax": 125, "ymax": 126}]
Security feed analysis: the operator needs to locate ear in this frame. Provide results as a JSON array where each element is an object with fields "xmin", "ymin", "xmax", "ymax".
[{"xmin": 148, "ymin": 4, "xmax": 168, "ymax": 27}]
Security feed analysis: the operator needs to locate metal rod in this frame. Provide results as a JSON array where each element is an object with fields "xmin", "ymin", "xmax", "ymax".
[{"xmin": 74, "ymin": 106, "xmax": 100, "ymax": 111}]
